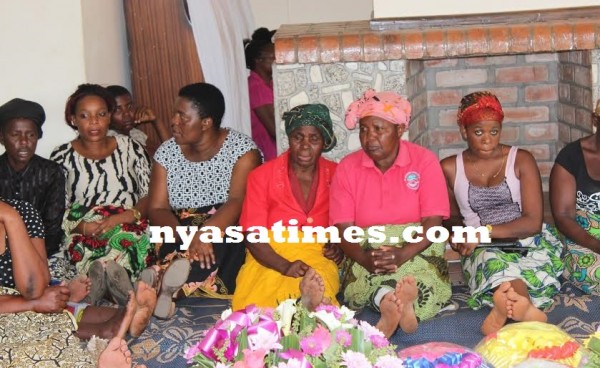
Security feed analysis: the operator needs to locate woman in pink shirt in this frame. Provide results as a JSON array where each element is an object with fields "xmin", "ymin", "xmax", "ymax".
[
  {"xmin": 330, "ymin": 90, "xmax": 451, "ymax": 338},
  {"xmin": 245, "ymin": 28, "xmax": 277, "ymax": 161}
]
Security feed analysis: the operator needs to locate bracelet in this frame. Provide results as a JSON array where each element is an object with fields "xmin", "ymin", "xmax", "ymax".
[
  {"xmin": 485, "ymin": 224, "xmax": 493, "ymax": 236},
  {"xmin": 130, "ymin": 208, "xmax": 142, "ymax": 222}
]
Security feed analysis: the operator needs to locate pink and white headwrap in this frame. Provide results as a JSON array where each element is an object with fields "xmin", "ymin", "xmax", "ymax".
[{"xmin": 344, "ymin": 89, "xmax": 412, "ymax": 129}]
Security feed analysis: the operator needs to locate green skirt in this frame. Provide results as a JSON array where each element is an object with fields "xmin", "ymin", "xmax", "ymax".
[{"xmin": 342, "ymin": 223, "xmax": 452, "ymax": 321}]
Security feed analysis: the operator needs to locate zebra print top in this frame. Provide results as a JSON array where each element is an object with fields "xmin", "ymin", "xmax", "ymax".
[{"xmin": 50, "ymin": 135, "xmax": 150, "ymax": 208}]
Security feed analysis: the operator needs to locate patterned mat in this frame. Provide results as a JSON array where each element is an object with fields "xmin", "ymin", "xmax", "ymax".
[{"xmin": 131, "ymin": 282, "xmax": 600, "ymax": 367}]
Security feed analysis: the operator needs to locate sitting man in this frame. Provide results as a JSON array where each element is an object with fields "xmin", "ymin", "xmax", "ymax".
[{"xmin": 106, "ymin": 85, "xmax": 171, "ymax": 156}]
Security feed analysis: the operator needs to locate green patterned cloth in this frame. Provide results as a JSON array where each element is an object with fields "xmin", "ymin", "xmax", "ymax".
[
  {"xmin": 62, "ymin": 203, "xmax": 151, "ymax": 281},
  {"xmin": 342, "ymin": 223, "xmax": 452, "ymax": 321},
  {"xmin": 462, "ymin": 223, "xmax": 564, "ymax": 310},
  {"xmin": 0, "ymin": 287, "xmax": 95, "ymax": 367},
  {"xmin": 559, "ymin": 209, "xmax": 600, "ymax": 295}
]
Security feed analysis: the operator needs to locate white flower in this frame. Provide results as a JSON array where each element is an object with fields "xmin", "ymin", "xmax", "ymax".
[
  {"xmin": 275, "ymin": 299, "xmax": 297, "ymax": 336},
  {"xmin": 341, "ymin": 351, "xmax": 372, "ymax": 368},
  {"xmin": 374, "ymin": 355, "xmax": 404, "ymax": 368},
  {"xmin": 221, "ymin": 308, "xmax": 232, "ymax": 321},
  {"xmin": 215, "ymin": 363, "xmax": 232, "ymax": 368},
  {"xmin": 310, "ymin": 309, "xmax": 343, "ymax": 330},
  {"xmin": 357, "ymin": 321, "xmax": 384, "ymax": 340},
  {"xmin": 338, "ymin": 305, "xmax": 356, "ymax": 321},
  {"xmin": 248, "ymin": 327, "xmax": 283, "ymax": 351}
]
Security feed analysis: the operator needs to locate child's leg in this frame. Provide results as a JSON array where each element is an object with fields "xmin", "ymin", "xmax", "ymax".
[{"xmin": 75, "ymin": 292, "xmax": 136, "ymax": 340}]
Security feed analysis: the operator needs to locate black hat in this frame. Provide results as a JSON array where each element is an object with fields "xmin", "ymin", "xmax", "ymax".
[{"xmin": 0, "ymin": 98, "xmax": 46, "ymax": 137}]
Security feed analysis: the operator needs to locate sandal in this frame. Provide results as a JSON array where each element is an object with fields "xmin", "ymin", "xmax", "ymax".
[
  {"xmin": 135, "ymin": 266, "xmax": 160, "ymax": 291},
  {"xmin": 105, "ymin": 260, "xmax": 134, "ymax": 306},
  {"xmin": 153, "ymin": 258, "xmax": 190, "ymax": 319},
  {"xmin": 86, "ymin": 260, "xmax": 107, "ymax": 305}
]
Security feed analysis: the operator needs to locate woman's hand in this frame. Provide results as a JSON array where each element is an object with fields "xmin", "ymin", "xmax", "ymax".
[
  {"xmin": 450, "ymin": 241, "xmax": 477, "ymax": 256},
  {"xmin": 283, "ymin": 260, "xmax": 310, "ymax": 277},
  {"xmin": 368, "ymin": 246, "xmax": 415, "ymax": 274},
  {"xmin": 32, "ymin": 285, "xmax": 70, "ymax": 313},
  {"xmin": 323, "ymin": 243, "xmax": 344, "ymax": 264},
  {"xmin": 188, "ymin": 238, "xmax": 216, "ymax": 269}
]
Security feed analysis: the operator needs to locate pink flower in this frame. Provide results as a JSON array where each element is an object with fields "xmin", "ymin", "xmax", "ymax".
[
  {"xmin": 369, "ymin": 335, "xmax": 389, "ymax": 348},
  {"xmin": 184, "ymin": 343, "xmax": 202, "ymax": 363},
  {"xmin": 357, "ymin": 321, "xmax": 385, "ymax": 340},
  {"xmin": 300, "ymin": 325, "xmax": 331, "ymax": 356},
  {"xmin": 232, "ymin": 348, "xmax": 267, "ymax": 368},
  {"xmin": 276, "ymin": 358, "xmax": 305, "ymax": 368},
  {"xmin": 341, "ymin": 351, "xmax": 372, "ymax": 368},
  {"xmin": 315, "ymin": 304, "xmax": 342, "ymax": 318},
  {"xmin": 336, "ymin": 330, "xmax": 352, "ymax": 348}
]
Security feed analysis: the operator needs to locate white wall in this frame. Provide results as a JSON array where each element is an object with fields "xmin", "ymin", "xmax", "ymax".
[
  {"xmin": 249, "ymin": 0, "xmax": 373, "ymax": 30},
  {"xmin": 0, "ymin": 0, "xmax": 130, "ymax": 158},
  {"xmin": 374, "ymin": 0, "xmax": 600, "ymax": 18},
  {"xmin": 82, "ymin": 0, "xmax": 131, "ymax": 88}
]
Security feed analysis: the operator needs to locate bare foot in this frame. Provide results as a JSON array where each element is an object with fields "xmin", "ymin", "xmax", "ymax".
[
  {"xmin": 115, "ymin": 291, "xmax": 137, "ymax": 339},
  {"xmin": 376, "ymin": 292, "xmax": 403, "ymax": 338},
  {"xmin": 68, "ymin": 275, "xmax": 91, "ymax": 302},
  {"xmin": 98, "ymin": 337, "xmax": 147, "ymax": 368},
  {"xmin": 129, "ymin": 281, "xmax": 158, "ymax": 337},
  {"xmin": 506, "ymin": 288, "xmax": 547, "ymax": 323},
  {"xmin": 299, "ymin": 268, "xmax": 324, "ymax": 311},
  {"xmin": 481, "ymin": 282, "xmax": 511, "ymax": 335},
  {"xmin": 396, "ymin": 276, "xmax": 418, "ymax": 333}
]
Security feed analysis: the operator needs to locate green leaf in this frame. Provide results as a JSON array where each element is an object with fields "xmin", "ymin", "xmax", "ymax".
[
  {"xmin": 520, "ymin": 269, "xmax": 543, "ymax": 288},
  {"xmin": 482, "ymin": 259, "xmax": 508, "ymax": 279},
  {"xmin": 281, "ymin": 334, "xmax": 300, "ymax": 351},
  {"xmin": 236, "ymin": 329, "xmax": 248, "ymax": 360},
  {"xmin": 350, "ymin": 329, "xmax": 365, "ymax": 353},
  {"xmin": 497, "ymin": 252, "xmax": 520, "ymax": 263}
]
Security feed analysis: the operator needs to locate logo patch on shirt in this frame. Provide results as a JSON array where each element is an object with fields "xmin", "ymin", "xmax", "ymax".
[{"xmin": 405, "ymin": 171, "xmax": 420, "ymax": 190}]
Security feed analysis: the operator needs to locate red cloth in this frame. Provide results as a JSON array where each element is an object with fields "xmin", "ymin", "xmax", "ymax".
[
  {"xmin": 240, "ymin": 151, "xmax": 336, "ymax": 229},
  {"xmin": 329, "ymin": 141, "xmax": 450, "ymax": 227},
  {"xmin": 248, "ymin": 71, "xmax": 277, "ymax": 161}
]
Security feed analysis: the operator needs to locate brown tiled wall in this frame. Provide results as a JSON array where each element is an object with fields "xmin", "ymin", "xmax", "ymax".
[{"xmin": 557, "ymin": 50, "xmax": 594, "ymax": 154}]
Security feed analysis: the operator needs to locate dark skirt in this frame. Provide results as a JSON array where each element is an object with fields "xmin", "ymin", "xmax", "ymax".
[{"xmin": 157, "ymin": 205, "xmax": 246, "ymax": 299}]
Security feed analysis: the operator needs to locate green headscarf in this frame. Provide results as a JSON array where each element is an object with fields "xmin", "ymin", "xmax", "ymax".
[{"xmin": 282, "ymin": 103, "xmax": 337, "ymax": 152}]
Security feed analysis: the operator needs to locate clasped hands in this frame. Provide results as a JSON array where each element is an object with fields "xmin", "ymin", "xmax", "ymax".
[{"xmin": 365, "ymin": 245, "xmax": 412, "ymax": 274}]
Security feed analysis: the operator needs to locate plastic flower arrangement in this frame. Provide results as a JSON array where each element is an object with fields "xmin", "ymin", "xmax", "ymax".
[{"xmin": 184, "ymin": 299, "xmax": 403, "ymax": 368}]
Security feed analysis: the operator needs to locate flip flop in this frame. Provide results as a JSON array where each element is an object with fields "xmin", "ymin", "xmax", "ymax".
[
  {"xmin": 153, "ymin": 258, "xmax": 190, "ymax": 319},
  {"xmin": 105, "ymin": 260, "xmax": 134, "ymax": 306},
  {"xmin": 86, "ymin": 260, "xmax": 107, "ymax": 305}
]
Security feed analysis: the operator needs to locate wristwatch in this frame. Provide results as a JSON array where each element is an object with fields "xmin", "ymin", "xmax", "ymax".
[{"xmin": 130, "ymin": 208, "xmax": 142, "ymax": 221}]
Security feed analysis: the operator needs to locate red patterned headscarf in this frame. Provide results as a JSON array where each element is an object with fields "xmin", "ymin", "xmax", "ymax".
[
  {"xmin": 457, "ymin": 91, "xmax": 504, "ymax": 126},
  {"xmin": 344, "ymin": 89, "xmax": 411, "ymax": 129}
]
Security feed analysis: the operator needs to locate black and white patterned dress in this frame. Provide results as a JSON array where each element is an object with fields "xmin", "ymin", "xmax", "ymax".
[
  {"xmin": 154, "ymin": 129, "xmax": 259, "ymax": 298},
  {"xmin": 50, "ymin": 134, "xmax": 150, "ymax": 208},
  {"xmin": 49, "ymin": 135, "xmax": 152, "ymax": 280},
  {"xmin": 0, "ymin": 198, "xmax": 44, "ymax": 289}
]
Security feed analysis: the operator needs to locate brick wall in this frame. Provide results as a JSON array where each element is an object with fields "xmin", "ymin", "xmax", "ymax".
[{"xmin": 420, "ymin": 53, "xmax": 577, "ymax": 190}]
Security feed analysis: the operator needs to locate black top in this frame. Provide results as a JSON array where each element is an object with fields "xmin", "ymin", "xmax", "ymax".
[
  {"xmin": 555, "ymin": 140, "xmax": 600, "ymax": 215},
  {"xmin": 0, "ymin": 197, "xmax": 45, "ymax": 289},
  {"xmin": 0, "ymin": 154, "xmax": 65, "ymax": 255}
]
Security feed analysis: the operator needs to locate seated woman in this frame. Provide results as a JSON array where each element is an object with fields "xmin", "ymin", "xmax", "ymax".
[
  {"xmin": 148, "ymin": 82, "xmax": 262, "ymax": 318},
  {"xmin": 550, "ymin": 99, "xmax": 600, "ymax": 295},
  {"xmin": 440, "ymin": 91, "xmax": 564, "ymax": 335},
  {"xmin": 245, "ymin": 27, "xmax": 277, "ymax": 161},
  {"xmin": 0, "ymin": 197, "xmax": 155, "ymax": 366},
  {"xmin": 106, "ymin": 85, "xmax": 170, "ymax": 156},
  {"xmin": 50, "ymin": 84, "xmax": 152, "ymax": 306},
  {"xmin": 0, "ymin": 98, "xmax": 65, "ymax": 256},
  {"xmin": 330, "ymin": 90, "xmax": 452, "ymax": 338},
  {"xmin": 232, "ymin": 103, "xmax": 343, "ymax": 311}
]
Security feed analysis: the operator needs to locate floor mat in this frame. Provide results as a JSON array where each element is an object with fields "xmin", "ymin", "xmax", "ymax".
[{"xmin": 131, "ymin": 283, "xmax": 600, "ymax": 367}]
